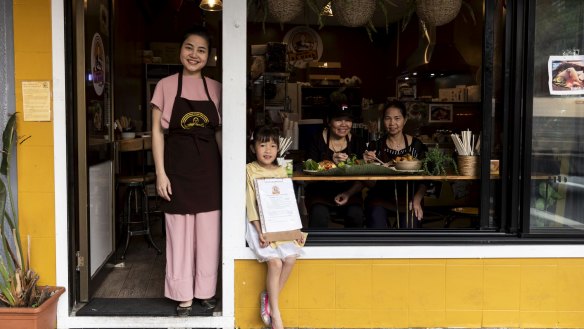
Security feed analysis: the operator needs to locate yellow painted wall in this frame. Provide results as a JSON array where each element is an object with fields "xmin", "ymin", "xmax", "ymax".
[
  {"xmin": 12, "ymin": 0, "xmax": 56, "ymax": 286},
  {"xmin": 236, "ymin": 258, "xmax": 584, "ymax": 328}
]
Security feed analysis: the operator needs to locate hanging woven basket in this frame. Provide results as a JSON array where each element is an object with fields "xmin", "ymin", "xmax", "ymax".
[
  {"xmin": 332, "ymin": 0, "xmax": 376, "ymax": 27},
  {"xmin": 415, "ymin": 0, "xmax": 462, "ymax": 27},
  {"xmin": 267, "ymin": 0, "xmax": 304, "ymax": 23}
]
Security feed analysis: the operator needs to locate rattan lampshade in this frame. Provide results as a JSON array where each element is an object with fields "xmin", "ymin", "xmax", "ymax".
[
  {"xmin": 415, "ymin": 0, "xmax": 462, "ymax": 26},
  {"xmin": 267, "ymin": 0, "xmax": 304, "ymax": 23},
  {"xmin": 332, "ymin": 0, "xmax": 376, "ymax": 27}
]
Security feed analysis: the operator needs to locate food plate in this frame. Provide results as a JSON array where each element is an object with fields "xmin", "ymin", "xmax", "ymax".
[
  {"xmin": 302, "ymin": 165, "xmax": 424, "ymax": 176},
  {"xmin": 302, "ymin": 168, "xmax": 344, "ymax": 176},
  {"xmin": 388, "ymin": 167, "xmax": 425, "ymax": 174}
]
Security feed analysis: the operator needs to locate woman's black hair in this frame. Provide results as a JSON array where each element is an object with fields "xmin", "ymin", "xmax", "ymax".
[
  {"xmin": 181, "ymin": 25, "xmax": 212, "ymax": 49},
  {"xmin": 383, "ymin": 100, "xmax": 407, "ymax": 118},
  {"xmin": 251, "ymin": 125, "xmax": 281, "ymax": 148}
]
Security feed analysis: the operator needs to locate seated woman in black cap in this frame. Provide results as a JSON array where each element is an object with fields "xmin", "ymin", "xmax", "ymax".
[{"xmin": 304, "ymin": 103, "xmax": 366, "ymax": 228}]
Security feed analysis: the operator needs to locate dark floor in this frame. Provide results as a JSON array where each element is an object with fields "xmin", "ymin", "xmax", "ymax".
[{"xmin": 94, "ymin": 212, "xmax": 166, "ymax": 298}]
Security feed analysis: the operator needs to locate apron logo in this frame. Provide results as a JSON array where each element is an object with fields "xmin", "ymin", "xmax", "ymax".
[{"xmin": 181, "ymin": 112, "xmax": 209, "ymax": 129}]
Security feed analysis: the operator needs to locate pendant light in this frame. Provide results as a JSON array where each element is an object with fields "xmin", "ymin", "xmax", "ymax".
[
  {"xmin": 321, "ymin": 1, "xmax": 333, "ymax": 16},
  {"xmin": 199, "ymin": 0, "xmax": 222, "ymax": 11}
]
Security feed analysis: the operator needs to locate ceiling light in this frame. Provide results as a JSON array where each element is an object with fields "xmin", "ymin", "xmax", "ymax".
[{"xmin": 200, "ymin": 0, "xmax": 222, "ymax": 11}]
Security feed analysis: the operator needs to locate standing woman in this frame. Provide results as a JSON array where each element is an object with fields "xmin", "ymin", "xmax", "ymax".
[
  {"xmin": 151, "ymin": 26, "xmax": 222, "ymax": 316},
  {"xmin": 305, "ymin": 104, "xmax": 366, "ymax": 228},
  {"xmin": 363, "ymin": 100, "xmax": 428, "ymax": 229}
]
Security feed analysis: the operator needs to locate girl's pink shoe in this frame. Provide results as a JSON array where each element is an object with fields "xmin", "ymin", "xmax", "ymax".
[{"xmin": 260, "ymin": 291, "xmax": 271, "ymax": 326}]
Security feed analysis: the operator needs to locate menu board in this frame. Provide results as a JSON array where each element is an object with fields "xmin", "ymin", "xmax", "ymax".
[{"xmin": 254, "ymin": 178, "xmax": 303, "ymax": 241}]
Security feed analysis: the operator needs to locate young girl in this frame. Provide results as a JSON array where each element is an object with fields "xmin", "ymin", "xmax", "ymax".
[{"xmin": 245, "ymin": 126, "xmax": 306, "ymax": 329}]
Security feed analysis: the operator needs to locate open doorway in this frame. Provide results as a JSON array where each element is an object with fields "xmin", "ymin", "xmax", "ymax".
[{"xmin": 67, "ymin": 0, "xmax": 223, "ymax": 317}]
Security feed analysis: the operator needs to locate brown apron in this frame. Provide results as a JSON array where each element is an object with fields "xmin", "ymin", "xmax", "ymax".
[{"xmin": 160, "ymin": 71, "xmax": 221, "ymax": 214}]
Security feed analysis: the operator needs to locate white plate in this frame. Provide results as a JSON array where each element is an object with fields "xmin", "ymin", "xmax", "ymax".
[{"xmin": 389, "ymin": 167, "xmax": 424, "ymax": 173}]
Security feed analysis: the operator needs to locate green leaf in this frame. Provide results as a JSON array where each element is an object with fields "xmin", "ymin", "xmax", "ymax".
[
  {"xmin": 535, "ymin": 198, "xmax": 546, "ymax": 210},
  {"xmin": 1, "ymin": 113, "xmax": 16, "ymax": 176}
]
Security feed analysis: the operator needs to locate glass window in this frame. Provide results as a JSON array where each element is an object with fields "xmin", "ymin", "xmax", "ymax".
[
  {"xmin": 245, "ymin": 1, "xmax": 516, "ymax": 239},
  {"xmin": 530, "ymin": 0, "xmax": 584, "ymax": 232}
]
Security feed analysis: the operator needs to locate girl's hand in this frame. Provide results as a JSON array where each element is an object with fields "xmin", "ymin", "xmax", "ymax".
[
  {"xmin": 363, "ymin": 150, "xmax": 376, "ymax": 163},
  {"xmin": 258, "ymin": 233, "xmax": 269, "ymax": 248},
  {"xmin": 296, "ymin": 235, "xmax": 305, "ymax": 245},
  {"xmin": 332, "ymin": 152, "xmax": 348, "ymax": 164},
  {"xmin": 156, "ymin": 174, "xmax": 172, "ymax": 201},
  {"xmin": 334, "ymin": 192, "xmax": 350, "ymax": 206}
]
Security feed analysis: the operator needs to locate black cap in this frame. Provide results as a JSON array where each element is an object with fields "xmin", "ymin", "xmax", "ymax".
[{"xmin": 327, "ymin": 104, "xmax": 353, "ymax": 121}]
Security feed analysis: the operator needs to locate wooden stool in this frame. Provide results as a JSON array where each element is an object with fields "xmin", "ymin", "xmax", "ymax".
[{"xmin": 116, "ymin": 137, "xmax": 161, "ymax": 259}]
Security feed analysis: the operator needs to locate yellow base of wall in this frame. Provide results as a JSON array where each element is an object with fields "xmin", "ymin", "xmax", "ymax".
[{"xmin": 235, "ymin": 258, "xmax": 584, "ymax": 328}]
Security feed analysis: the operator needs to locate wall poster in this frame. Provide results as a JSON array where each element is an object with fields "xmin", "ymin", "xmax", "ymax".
[{"xmin": 548, "ymin": 55, "xmax": 584, "ymax": 95}]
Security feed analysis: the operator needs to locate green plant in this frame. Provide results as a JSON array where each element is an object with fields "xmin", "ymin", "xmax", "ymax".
[
  {"xmin": 421, "ymin": 145, "xmax": 457, "ymax": 176},
  {"xmin": 534, "ymin": 182, "xmax": 562, "ymax": 211},
  {"xmin": 0, "ymin": 113, "xmax": 50, "ymax": 308}
]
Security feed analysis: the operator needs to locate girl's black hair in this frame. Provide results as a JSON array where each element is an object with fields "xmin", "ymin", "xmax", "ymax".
[
  {"xmin": 181, "ymin": 25, "xmax": 212, "ymax": 49},
  {"xmin": 383, "ymin": 100, "xmax": 407, "ymax": 118},
  {"xmin": 251, "ymin": 125, "xmax": 281, "ymax": 148},
  {"xmin": 250, "ymin": 125, "xmax": 281, "ymax": 165}
]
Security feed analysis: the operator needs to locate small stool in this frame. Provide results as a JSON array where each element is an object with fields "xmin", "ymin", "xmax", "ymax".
[
  {"xmin": 444, "ymin": 207, "xmax": 479, "ymax": 228},
  {"xmin": 116, "ymin": 137, "xmax": 162, "ymax": 259}
]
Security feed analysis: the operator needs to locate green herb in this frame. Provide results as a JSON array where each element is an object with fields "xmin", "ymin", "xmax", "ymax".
[
  {"xmin": 421, "ymin": 145, "xmax": 457, "ymax": 176},
  {"xmin": 303, "ymin": 159, "xmax": 319, "ymax": 171}
]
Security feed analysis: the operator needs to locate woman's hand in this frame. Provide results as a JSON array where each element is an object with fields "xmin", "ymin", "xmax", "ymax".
[
  {"xmin": 334, "ymin": 192, "xmax": 350, "ymax": 206},
  {"xmin": 363, "ymin": 150, "xmax": 377, "ymax": 163},
  {"xmin": 409, "ymin": 199, "xmax": 424, "ymax": 221},
  {"xmin": 332, "ymin": 152, "xmax": 348, "ymax": 164},
  {"xmin": 156, "ymin": 174, "xmax": 172, "ymax": 201}
]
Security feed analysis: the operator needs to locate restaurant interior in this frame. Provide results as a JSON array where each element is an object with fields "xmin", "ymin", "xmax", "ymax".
[{"xmin": 103, "ymin": 0, "xmax": 495, "ymax": 236}]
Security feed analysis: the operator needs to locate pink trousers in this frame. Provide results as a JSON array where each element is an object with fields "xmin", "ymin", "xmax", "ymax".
[{"xmin": 164, "ymin": 210, "xmax": 220, "ymax": 302}]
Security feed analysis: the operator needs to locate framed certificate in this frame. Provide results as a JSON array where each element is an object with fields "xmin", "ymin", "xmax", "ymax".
[{"xmin": 254, "ymin": 178, "xmax": 303, "ymax": 241}]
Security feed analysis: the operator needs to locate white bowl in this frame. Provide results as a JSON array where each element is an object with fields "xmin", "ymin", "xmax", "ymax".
[
  {"xmin": 394, "ymin": 160, "xmax": 422, "ymax": 171},
  {"xmin": 121, "ymin": 132, "xmax": 136, "ymax": 140}
]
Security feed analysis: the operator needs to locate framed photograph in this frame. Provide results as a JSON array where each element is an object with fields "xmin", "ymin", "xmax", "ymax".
[
  {"xmin": 548, "ymin": 55, "xmax": 584, "ymax": 95},
  {"xmin": 428, "ymin": 104, "xmax": 453, "ymax": 123}
]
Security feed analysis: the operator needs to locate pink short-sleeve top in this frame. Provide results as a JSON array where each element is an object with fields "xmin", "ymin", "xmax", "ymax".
[{"xmin": 150, "ymin": 73, "xmax": 222, "ymax": 129}]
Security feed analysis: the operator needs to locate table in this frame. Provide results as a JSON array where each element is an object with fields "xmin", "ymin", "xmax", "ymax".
[{"xmin": 292, "ymin": 172, "xmax": 500, "ymax": 228}]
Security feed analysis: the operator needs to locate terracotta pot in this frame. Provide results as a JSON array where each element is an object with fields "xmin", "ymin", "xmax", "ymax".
[
  {"xmin": 267, "ymin": 0, "xmax": 304, "ymax": 23},
  {"xmin": 416, "ymin": 0, "xmax": 462, "ymax": 26},
  {"xmin": 332, "ymin": 0, "xmax": 376, "ymax": 27},
  {"xmin": 0, "ymin": 286, "xmax": 65, "ymax": 329}
]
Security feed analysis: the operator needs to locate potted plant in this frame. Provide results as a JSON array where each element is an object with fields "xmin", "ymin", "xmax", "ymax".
[
  {"xmin": 0, "ymin": 113, "xmax": 65, "ymax": 329},
  {"xmin": 421, "ymin": 144, "xmax": 458, "ymax": 176}
]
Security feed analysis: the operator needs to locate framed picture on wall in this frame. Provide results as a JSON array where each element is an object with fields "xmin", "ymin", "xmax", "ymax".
[{"xmin": 428, "ymin": 104, "xmax": 453, "ymax": 123}]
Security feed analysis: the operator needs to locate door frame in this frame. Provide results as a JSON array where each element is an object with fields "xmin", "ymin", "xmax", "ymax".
[
  {"xmin": 55, "ymin": 0, "xmax": 240, "ymax": 327},
  {"xmin": 71, "ymin": 0, "xmax": 116, "ymax": 303}
]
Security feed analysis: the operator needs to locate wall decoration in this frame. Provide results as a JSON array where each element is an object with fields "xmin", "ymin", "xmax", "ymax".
[
  {"xmin": 548, "ymin": 55, "xmax": 584, "ymax": 95},
  {"xmin": 283, "ymin": 26, "xmax": 323, "ymax": 68},
  {"xmin": 428, "ymin": 103, "xmax": 453, "ymax": 123},
  {"xmin": 91, "ymin": 33, "xmax": 105, "ymax": 96}
]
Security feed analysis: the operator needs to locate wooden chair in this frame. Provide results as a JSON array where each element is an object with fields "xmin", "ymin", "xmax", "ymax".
[{"xmin": 116, "ymin": 137, "xmax": 161, "ymax": 259}]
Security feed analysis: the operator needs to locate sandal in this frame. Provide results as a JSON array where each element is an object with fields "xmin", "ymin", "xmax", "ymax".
[
  {"xmin": 260, "ymin": 291, "xmax": 271, "ymax": 326},
  {"xmin": 200, "ymin": 297, "xmax": 217, "ymax": 310},
  {"xmin": 176, "ymin": 304, "xmax": 192, "ymax": 317}
]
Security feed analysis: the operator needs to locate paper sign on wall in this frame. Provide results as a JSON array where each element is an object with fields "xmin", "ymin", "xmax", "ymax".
[{"xmin": 22, "ymin": 81, "xmax": 51, "ymax": 122}]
